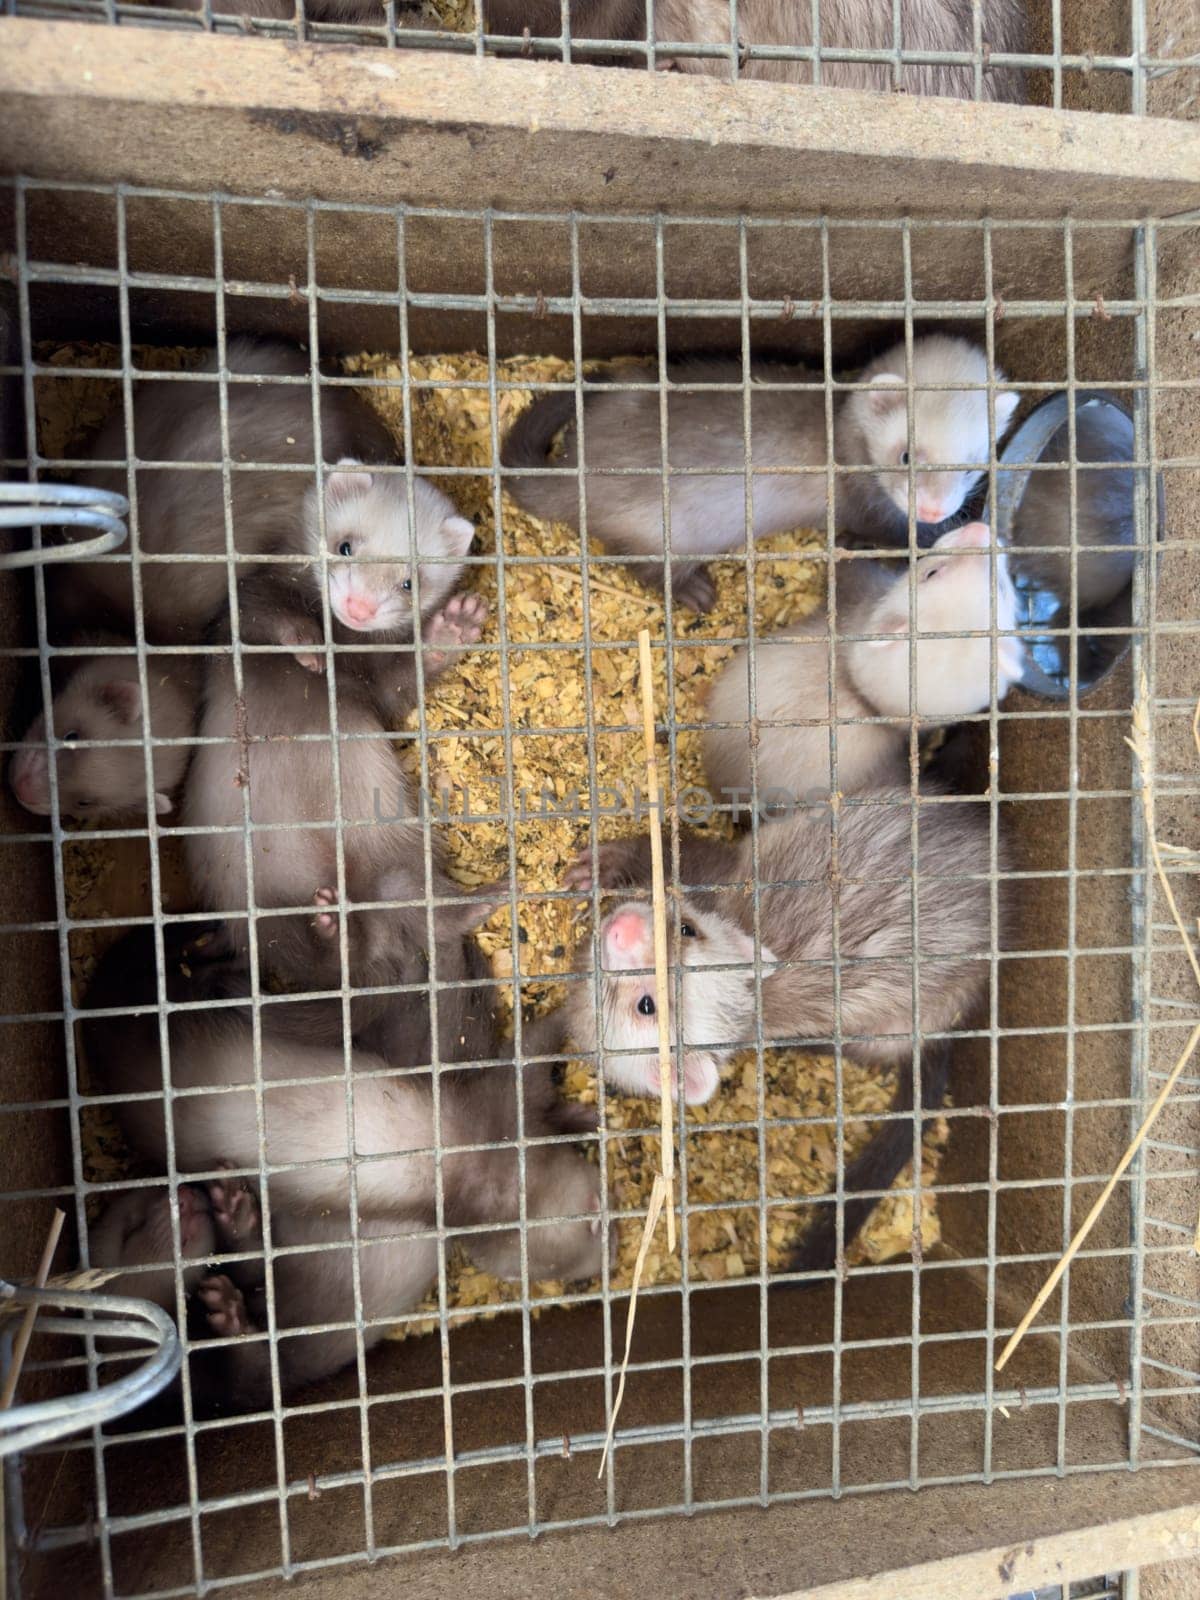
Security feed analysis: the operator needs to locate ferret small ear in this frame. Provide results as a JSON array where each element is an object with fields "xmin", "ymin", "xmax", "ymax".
[
  {"xmin": 865, "ymin": 373, "xmax": 906, "ymax": 415},
  {"xmin": 441, "ymin": 515, "xmax": 476, "ymax": 557},
  {"xmin": 154, "ymin": 791, "xmax": 173, "ymax": 816},
  {"xmin": 994, "ymin": 390, "xmax": 1019, "ymax": 436},
  {"xmin": 720, "ymin": 924, "xmax": 779, "ymax": 969},
  {"xmin": 326, "ymin": 460, "xmax": 372, "ymax": 504},
  {"xmin": 97, "ymin": 679, "xmax": 144, "ymax": 725},
  {"xmin": 450, "ymin": 883, "xmax": 506, "ymax": 931}
]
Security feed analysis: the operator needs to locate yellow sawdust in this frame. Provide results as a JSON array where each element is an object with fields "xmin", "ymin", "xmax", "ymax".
[{"xmin": 43, "ymin": 343, "xmax": 944, "ymax": 1328}]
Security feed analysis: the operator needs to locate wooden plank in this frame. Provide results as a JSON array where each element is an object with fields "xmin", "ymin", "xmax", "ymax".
[
  {"xmin": 119, "ymin": 1463, "xmax": 1200, "ymax": 1600},
  {"xmin": 2, "ymin": 19, "xmax": 1200, "ymax": 221}
]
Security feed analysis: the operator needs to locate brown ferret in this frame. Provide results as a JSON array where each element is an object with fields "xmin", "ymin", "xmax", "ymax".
[
  {"xmin": 181, "ymin": 578, "xmax": 486, "ymax": 995},
  {"xmin": 79, "ymin": 920, "xmax": 611, "ymax": 1399},
  {"xmin": 8, "ymin": 641, "xmax": 200, "ymax": 823},
  {"xmin": 557, "ymin": 790, "xmax": 1002, "ymax": 1274},
  {"xmin": 144, "ymin": 0, "xmax": 389, "ymax": 21},
  {"xmin": 51, "ymin": 339, "xmax": 397, "ymax": 646},
  {"xmin": 86, "ymin": 1177, "xmax": 442, "ymax": 1417},
  {"xmin": 483, "ymin": 0, "xmax": 1026, "ymax": 100},
  {"xmin": 501, "ymin": 336, "xmax": 1019, "ymax": 610}
]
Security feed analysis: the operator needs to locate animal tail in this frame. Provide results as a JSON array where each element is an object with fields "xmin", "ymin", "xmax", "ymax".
[
  {"xmin": 499, "ymin": 389, "xmax": 582, "ymax": 526},
  {"xmin": 786, "ymin": 1036, "xmax": 953, "ymax": 1280}
]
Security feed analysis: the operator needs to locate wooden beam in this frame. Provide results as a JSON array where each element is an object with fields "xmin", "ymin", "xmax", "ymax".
[{"xmin": 2, "ymin": 19, "xmax": 1200, "ymax": 220}]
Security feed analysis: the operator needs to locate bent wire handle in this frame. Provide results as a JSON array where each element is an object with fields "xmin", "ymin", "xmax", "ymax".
[
  {"xmin": 0, "ymin": 1280, "xmax": 180, "ymax": 1455},
  {"xmin": 0, "ymin": 483, "xmax": 130, "ymax": 571}
]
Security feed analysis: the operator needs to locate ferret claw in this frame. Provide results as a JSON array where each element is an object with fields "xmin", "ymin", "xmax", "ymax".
[
  {"xmin": 312, "ymin": 886, "xmax": 339, "ymax": 939},
  {"xmin": 198, "ymin": 1273, "xmax": 251, "ymax": 1337},
  {"xmin": 423, "ymin": 592, "xmax": 488, "ymax": 670}
]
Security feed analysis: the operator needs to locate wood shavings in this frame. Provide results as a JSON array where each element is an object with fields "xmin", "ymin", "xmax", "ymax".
[{"xmin": 43, "ymin": 343, "xmax": 947, "ymax": 1345}]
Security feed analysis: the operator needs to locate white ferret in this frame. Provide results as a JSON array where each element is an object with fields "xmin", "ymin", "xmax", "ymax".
[
  {"xmin": 50, "ymin": 338, "xmax": 478, "ymax": 663},
  {"xmin": 502, "ymin": 334, "xmax": 1019, "ymax": 610},
  {"xmin": 8, "ymin": 644, "xmax": 200, "ymax": 822},
  {"xmin": 704, "ymin": 521, "xmax": 1024, "ymax": 808}
]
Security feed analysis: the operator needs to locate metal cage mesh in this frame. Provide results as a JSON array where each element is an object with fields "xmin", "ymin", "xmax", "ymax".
[
  {"xmin": 0, "ymin": 0, "xmax": 1197, "ymax": 116},
  {"xmin": 0, "ymin": 178, "xmax": 1197, "ymax": 1598}
]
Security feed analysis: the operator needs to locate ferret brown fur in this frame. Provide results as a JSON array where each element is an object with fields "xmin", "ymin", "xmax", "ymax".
[
  {"xmin": 502, "ymin": 336, "xmax": 1018, "ymax": 610},
  {"xmin": 557, "ymin": 791, "xmax": 1001, "ymax": 1272},
  {"xmin": 9, "ymin": 641, "xmax": 200, "ymax": 822}
]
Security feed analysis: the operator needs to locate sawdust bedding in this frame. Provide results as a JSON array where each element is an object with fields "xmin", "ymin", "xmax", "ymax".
[{"xmin": 40, "ymin": 342, "xmax": 945, "ymax": 1341}]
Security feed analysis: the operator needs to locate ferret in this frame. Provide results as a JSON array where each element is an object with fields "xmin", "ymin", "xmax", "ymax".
[
  {"xmin": 86, "ymin": 1176, "xmax": 441, "ymax": 1414},
  {"xmin": 482, "ymin": 1, "xmax": 1026, "ymax": 101},
  {"xmin": 502, "ymin": 335, "xmax": 1019, "ymax": 610},
  {"xmin": 80, "ymin": 925, "xmax": 609, "ymax": 1339},
  {"xmin": 8, "ymin": 644, "xmax": 200, "ymax": 822},
  {"xmin": 558, "ymin": 790, "xmax": 1001, "ymax": 1272},
  {"xmin": 182, "ymin": 580, "xmax": 486, "ymax": 996},
  {"xmin": 483, "ymin": 0, "xmax": 634, "ymax": 38},
  {"xmin": 704, "ymin": 522, "xmax": 1024, "ymax": 809},
  {"xmin": 237, "ymin": 473, "xmax": 484, "ymax": 726},
  {"xmin": 146, "ymin": 0, "xmax": 389, "ymax": 21},
  {"xmin": 87, "ymin": 1182, "xmax": 222, "ymax": 1315},
  {"xmin": 50, "ymin": 338, "xmax": 477, "ymax": 660}
]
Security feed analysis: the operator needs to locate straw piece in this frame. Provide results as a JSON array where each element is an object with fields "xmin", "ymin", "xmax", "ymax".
[
  {"xmin": 1, "ymin": 1209, "xmax": 66, "ymax": 1410},
  {"xmin": 597, "ymin": 1174, "xmax": 669, "ymax": 1476},
  {"xmin": 637, "ymin": 628, "xmax": 676, "ymax": 1245},
  {"xmin": 995, "ymin": 679, "xmax": 1200, "ymax": 1371},
  {"xmin": 597, "ymin": 633, "xmax": 679, "ymax": 1477}
]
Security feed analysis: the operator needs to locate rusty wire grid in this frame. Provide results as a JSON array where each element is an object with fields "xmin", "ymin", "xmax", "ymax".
[{"xmin": 0, "ymin": 180, "xmax": 1197, "ymax": 1598}]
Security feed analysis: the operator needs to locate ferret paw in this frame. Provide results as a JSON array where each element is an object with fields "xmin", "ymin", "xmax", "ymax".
[
  {"xmin": 669, "ymin": 566, "xmax": 716, "ymax": 614},
  {"xmin": 276, "ymin": 619, "xmax": 326, "ymax": 674},
  {"xmin": 206, "ymin": 1175, "xmax": 260, "ymax": 1248},
  {"xmin": 198, "ymin": 1274, "xmax": 251, "ymax": 1337},
  {"xmin": 547, "ymin": 1099, "xmax": 601, "ymax": 1135},
  {"xmin": 312, "ymin": 886, "xmax": 339, "ymax": 939},
  {"xmin": 563, "ymin": 840, "xmax": 641, "ymax": 892},
  {"xmin": 422, "ymin": 592, "xmax": 488, "ymax": 670}
]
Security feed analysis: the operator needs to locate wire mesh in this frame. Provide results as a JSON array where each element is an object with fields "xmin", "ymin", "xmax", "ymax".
[
  {"xmin": 0, "ymin": 0, "xmax": 1197, "ymax": 116},
  {"xmin": 0, "ymin": 179, "xmax": 1198, "ymax": 1598}
]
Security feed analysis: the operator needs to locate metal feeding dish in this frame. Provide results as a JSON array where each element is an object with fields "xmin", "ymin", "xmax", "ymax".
[{"xmin": 990, "ymin": 391, "xmax": 1162, "ymax": 701}]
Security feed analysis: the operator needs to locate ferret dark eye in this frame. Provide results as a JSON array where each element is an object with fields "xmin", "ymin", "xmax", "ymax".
[
  {"xmin": 679, "ymin": 920, "xmax": 697, "ymax": 938},
  {"xmin": 401, "ymin": 577, "xmax": 413, "ymax": 592},
  {"xmin": 899, "ymin": 451, "xmax": 910, "ymax": 467},
  {"xmin": 338, "ymin": 540, "xmax": 353, "ymax": 558},
  {"xmin": 637, "ymin": 994, "xmax": 656, "ymax": 1017},
  {"xmin": 61, "ymin": 730, "xmax": 80, "ymax": 744}
]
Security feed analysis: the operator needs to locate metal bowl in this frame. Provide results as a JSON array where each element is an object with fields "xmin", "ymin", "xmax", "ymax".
[{"xmin": 989, "ymin": 391, "xmax": 1164, "ymax": 701}]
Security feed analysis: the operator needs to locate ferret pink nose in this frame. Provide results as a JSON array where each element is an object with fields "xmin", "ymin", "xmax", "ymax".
[
  {"xmin": 604, "ymin": 909, "xmax": 650, "ymax": 966},
  {"xmin": 916, "ymin": 498, "xmax": 948, "ymax": 523},
  {"xmin": 342, "ymin": 593, "xmax": 378, "ymax": 625}
]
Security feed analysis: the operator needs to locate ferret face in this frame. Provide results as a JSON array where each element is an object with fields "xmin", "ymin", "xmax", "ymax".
[
  {"xmin": 585, "ymin": 900, "xmax": 776, "ymax": 1105},
  {"xmin": 9, "ymin": 662, "xmax": 176, "ymax": 821},
  {"xmin": 850, "ymin": 337, "xmax": 1019, "ymax": 527},
  {"xmin": 858, "ymin": 522, "xmax": 1025, "ymax": 716},
  {"xmin": 88, "ymin": 1184, "xmax": 216, "ymax": 1312},
  {"xmin": 308, "ymin": 462, "xmax": 475, "ymax": 635}
]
